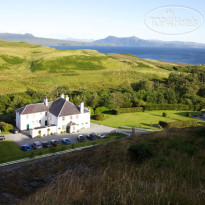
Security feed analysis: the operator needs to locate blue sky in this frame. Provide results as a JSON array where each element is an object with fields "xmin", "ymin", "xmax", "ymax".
[{"xmin": 0, "ymin": 0, "xmax": 204, "ymax": 43}]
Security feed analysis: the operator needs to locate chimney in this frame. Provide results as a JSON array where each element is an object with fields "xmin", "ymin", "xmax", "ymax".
[
  {"xmin": 44, "ymin": 97, "xmax": 48, "ymax": 106},
  {"xmin": 80, "ymin": 102, "xmax": 84, "ymax": 114},
  {"xmin": 61, "ymin": 93, "xmax": 64, "ymax": 99},
  {"xmin": 65, "ymin": 95, "xmax": 69, "ymax": 102}
]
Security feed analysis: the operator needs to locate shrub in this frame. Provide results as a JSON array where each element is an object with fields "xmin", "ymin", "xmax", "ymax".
[
  {"xmin": 186, "ymin": 112, "xmax": 192, "ymax": 117},
  {"xmin": 95, "ymin": 106, "xmax": 110, "ymax": 114},
  {"xmin": 92, "ymin": 113, "xmax": 106, "ymax": 120},
  {"xmin": 162, "ymin": 112, "xmax": 167, "ymax": 117},
  {"xmin": 128, "ymin": 143, "xmax": 154, "ymax": 162},
  {"xmin": 159, "ymin": 120, "xmax": 197, "ymax": 129},
  {"xmin": 0, "ymin": 121, "xmax": 13, "ymax": 132}
]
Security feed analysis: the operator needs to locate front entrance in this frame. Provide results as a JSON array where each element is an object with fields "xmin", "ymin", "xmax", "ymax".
[
  {"xmin": 66, "ymin": 126, "xmax": 70, "ymax": 133},
  {"xmin": 45, "ymin": 120, "xmax": 48, "ymax": 126},
  {"xmin": 27, "ymin": 124, "xmax": 29, "ymax": 130}
]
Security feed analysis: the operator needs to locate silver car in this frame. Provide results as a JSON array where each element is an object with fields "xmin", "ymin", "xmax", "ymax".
[{"xmin": 32, "ymin": 141, "xmax": 42, "ymax": 150}]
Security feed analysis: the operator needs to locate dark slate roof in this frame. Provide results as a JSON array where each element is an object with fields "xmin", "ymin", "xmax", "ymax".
[
  {"xmin": 49, "ymin": 98, "xmax": 86, "ymax": 117},
  {"xmin": 17, "ymin": 98, "xmax": 89, "ymax": 117},
  {"xmin": 16, "ymin": 102, "xmax": 52, "ymax": 115}
]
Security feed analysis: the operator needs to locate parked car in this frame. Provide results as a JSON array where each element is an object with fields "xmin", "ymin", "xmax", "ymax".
[
  {"xmin": 42, "ymin": 141, "xmax": 51, "ymax": 148},
  {"xmin": 51, "ymin": 140, "xmax": 60, "ymax": 147},
  {"xmin": 87, "ymin": 133, "xmax": 96, "ymax": 140},
  {"xmin": 13, "ymin": 128, "xmax": 19, "ymax": 134},
  {"xmin": 21, "ymin": 145, "xmax": 31, "ymax": 151},
  {"xmin": 77, "ymin": 135, "xmax": 86, "ymax": 142},
  {"xmin": 0, "ymin": 135, "xmax": 5, "ymax": 141},
  {"xmin": 96, "ymin": 133, "xmax": 106, "ymax": 138},
  {"xmin": 62, "ymin": 138, "xmax": 71, "ymax": 145},
  {"xmin": 32, "ymin": 142, "xmax": 42, "ymax": 150}
]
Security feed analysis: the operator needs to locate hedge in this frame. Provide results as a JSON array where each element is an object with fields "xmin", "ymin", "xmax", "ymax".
[
  {"xmin": 143, "ymin": 104, "xmax": 194, "ymax": 111},
  {"xmin": 113, "ymin": 107, "xmax": 143, "ymax": 115},
  {"xmin": 95, "ymin": 106, "xmax": 110, "ymax": 114},
  {"xmin": 159, "ymin": 120, "xmax": 198, "ymax": 128}
]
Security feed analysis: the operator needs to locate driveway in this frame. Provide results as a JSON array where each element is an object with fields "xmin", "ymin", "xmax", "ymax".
[{"xmin": 5, "ymin": 123, "xmax": 116, "ymax": 147}]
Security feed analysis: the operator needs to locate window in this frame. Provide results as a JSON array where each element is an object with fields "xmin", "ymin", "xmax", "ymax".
[
  {"xmin": 63, "ymin": 117, "xmax": 65, "ymax": 121},
  {"xmin": 45, "ymin": 112, "xmax": 48, "ymax": 116},
  {"xmin": 76, "ymin": 115, "xmax": 79, "ymax": 119},
  {"xmin": 39, "ymin": 120, "xmax": 41, "ymax": 123},
  {"xmin": 26, "ymin": 115, "xmax": 29, "ymax": 119}
]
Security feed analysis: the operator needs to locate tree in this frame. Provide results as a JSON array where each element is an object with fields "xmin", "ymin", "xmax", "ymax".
[{"xmin": 131, "ymin": 80, "xmax": 151, "ymax": 92}]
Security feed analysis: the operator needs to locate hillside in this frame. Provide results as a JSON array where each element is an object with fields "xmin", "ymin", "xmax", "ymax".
[
  {"xmin": 94, "ymin": 36, "xmax": 205, "ymax": 48},
  {"xmin": 0, "ymin": 127, "xmax": 205, "ymax": 204},
  {"xmin": 0, "ymin": 33, "xmax": 95, "ymax": 46},
  {"xmin": 0, "ymin": 40, "xmax": 203, "ymax": 95}
]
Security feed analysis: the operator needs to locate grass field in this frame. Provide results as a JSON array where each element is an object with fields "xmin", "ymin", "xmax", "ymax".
[
  {"xmin": 91, "ymin": 110, "xmax": 204, "ymax": 129},
  {"xmin": 0, "ymin": 140, "xmax": 26, "ymax": 163},
  {"xmin": 0, "ymin": 133, "xmax": 126, "ymax": 163},
  {"xmin": 0, "ymin": 40, "xmax": 195, "ymax": 95}
]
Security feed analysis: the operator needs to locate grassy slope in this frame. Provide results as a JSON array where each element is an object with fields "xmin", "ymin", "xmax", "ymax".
[
  {"xmin": 92, "ymin": 110, "xmax": 204, "ymax": 129},
  {"xmin": 0, "ymin": 40, "xmax": 180, "ymax": 95},
  {"xmin": 10, "ymin": 127, "xmax": 205, "ymax": 205}
]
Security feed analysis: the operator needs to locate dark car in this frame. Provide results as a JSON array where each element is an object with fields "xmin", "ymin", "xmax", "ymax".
[
  {"xmin": 62, "ymin": 138, "xmax": 71, "ymax": 145},
  {"xmin": 42, "ymin": 141, "xmax": 51, "ymax": 148},
  {"xmin": 77, "ymin": 135, "xmax": 86, "ymax": 142},
  {"xmin": 21, "ymin": 145, "xmax": 31, "ymax": 151},
  {"xmin": 32, "ymin": 141, "xmax": 42, "ymax": 150},
  {"xmin": 96, "ymin": 133, "xmax": 106, "ymax": 138},
  {"xmin": 87, "ymin": 133, "xmax": 96, "ymax": 140},
  {"xmin": 0, "ymin": 135, "xmax": 5, "ymax": 141},
  {"xmin": 13, "ymin": 128, "xmax": 19, "ymax": 134},
  {"xmin": 51, "ymin": 140, "xmax": 60, "ymax": 147}
]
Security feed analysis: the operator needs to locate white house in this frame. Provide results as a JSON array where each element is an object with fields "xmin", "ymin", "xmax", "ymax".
[{"xmin": 16, "ymin": 94, "xmax": 90, "ymax": 138}]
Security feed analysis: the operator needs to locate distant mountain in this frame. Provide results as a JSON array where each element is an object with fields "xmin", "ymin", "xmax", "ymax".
[
  {"xmin": 0, "ymin": 33, "xmax": 205, "ymax": 48},
  {"xmin": 93, "ymin": 36, "xmax": 205, "ymax": 48},
  {"xmin": 0, "ymin": 33, "xmax": 95, "ymax": 46}
]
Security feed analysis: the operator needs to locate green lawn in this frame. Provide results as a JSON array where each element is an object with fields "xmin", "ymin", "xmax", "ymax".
[
  {"xmin": 0, "ymin": 133, "xmax": 126, "ymax": 163},
  {"xmin": 91, "ymin": 110, "xmax": 204, "ymax": 129},
  {"xmin": 0, "ymin": 141, "xmax": 27, "ymax": 163}
]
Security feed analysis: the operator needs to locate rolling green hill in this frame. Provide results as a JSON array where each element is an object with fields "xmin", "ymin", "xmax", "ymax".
[{"xmin": 0, "ymin": 40, "xmax": 204, "ymax": 95}]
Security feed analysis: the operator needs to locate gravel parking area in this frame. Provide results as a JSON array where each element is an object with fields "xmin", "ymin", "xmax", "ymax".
[{"xmin": 5, "ymin": 123, "xmax": 116, "ymax": 148}]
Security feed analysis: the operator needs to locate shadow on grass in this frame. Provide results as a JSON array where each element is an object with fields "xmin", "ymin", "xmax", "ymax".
[
  {"xmin": 140, "ymin": 123, "xmax": 160, "ymax": 129},
  {"xmin": 173, "ymin": 111, "xmax": 201, "ymax": 118}
]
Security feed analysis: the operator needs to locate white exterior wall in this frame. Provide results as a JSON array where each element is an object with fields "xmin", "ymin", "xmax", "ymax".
[
  {"xmin": 18, "ymin": 112, "xmax": 48, "ymax": 131},
  {"xmin": 30, "ymin": 126, "xmax": 57, "ymax": 138},
  {"xmin": 16, "ymin": 112, "xmax": 20, "ymax": 129},
  {"xmin": 57, "ymin": 112, "xmax": 90, "ymax": 133}
]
